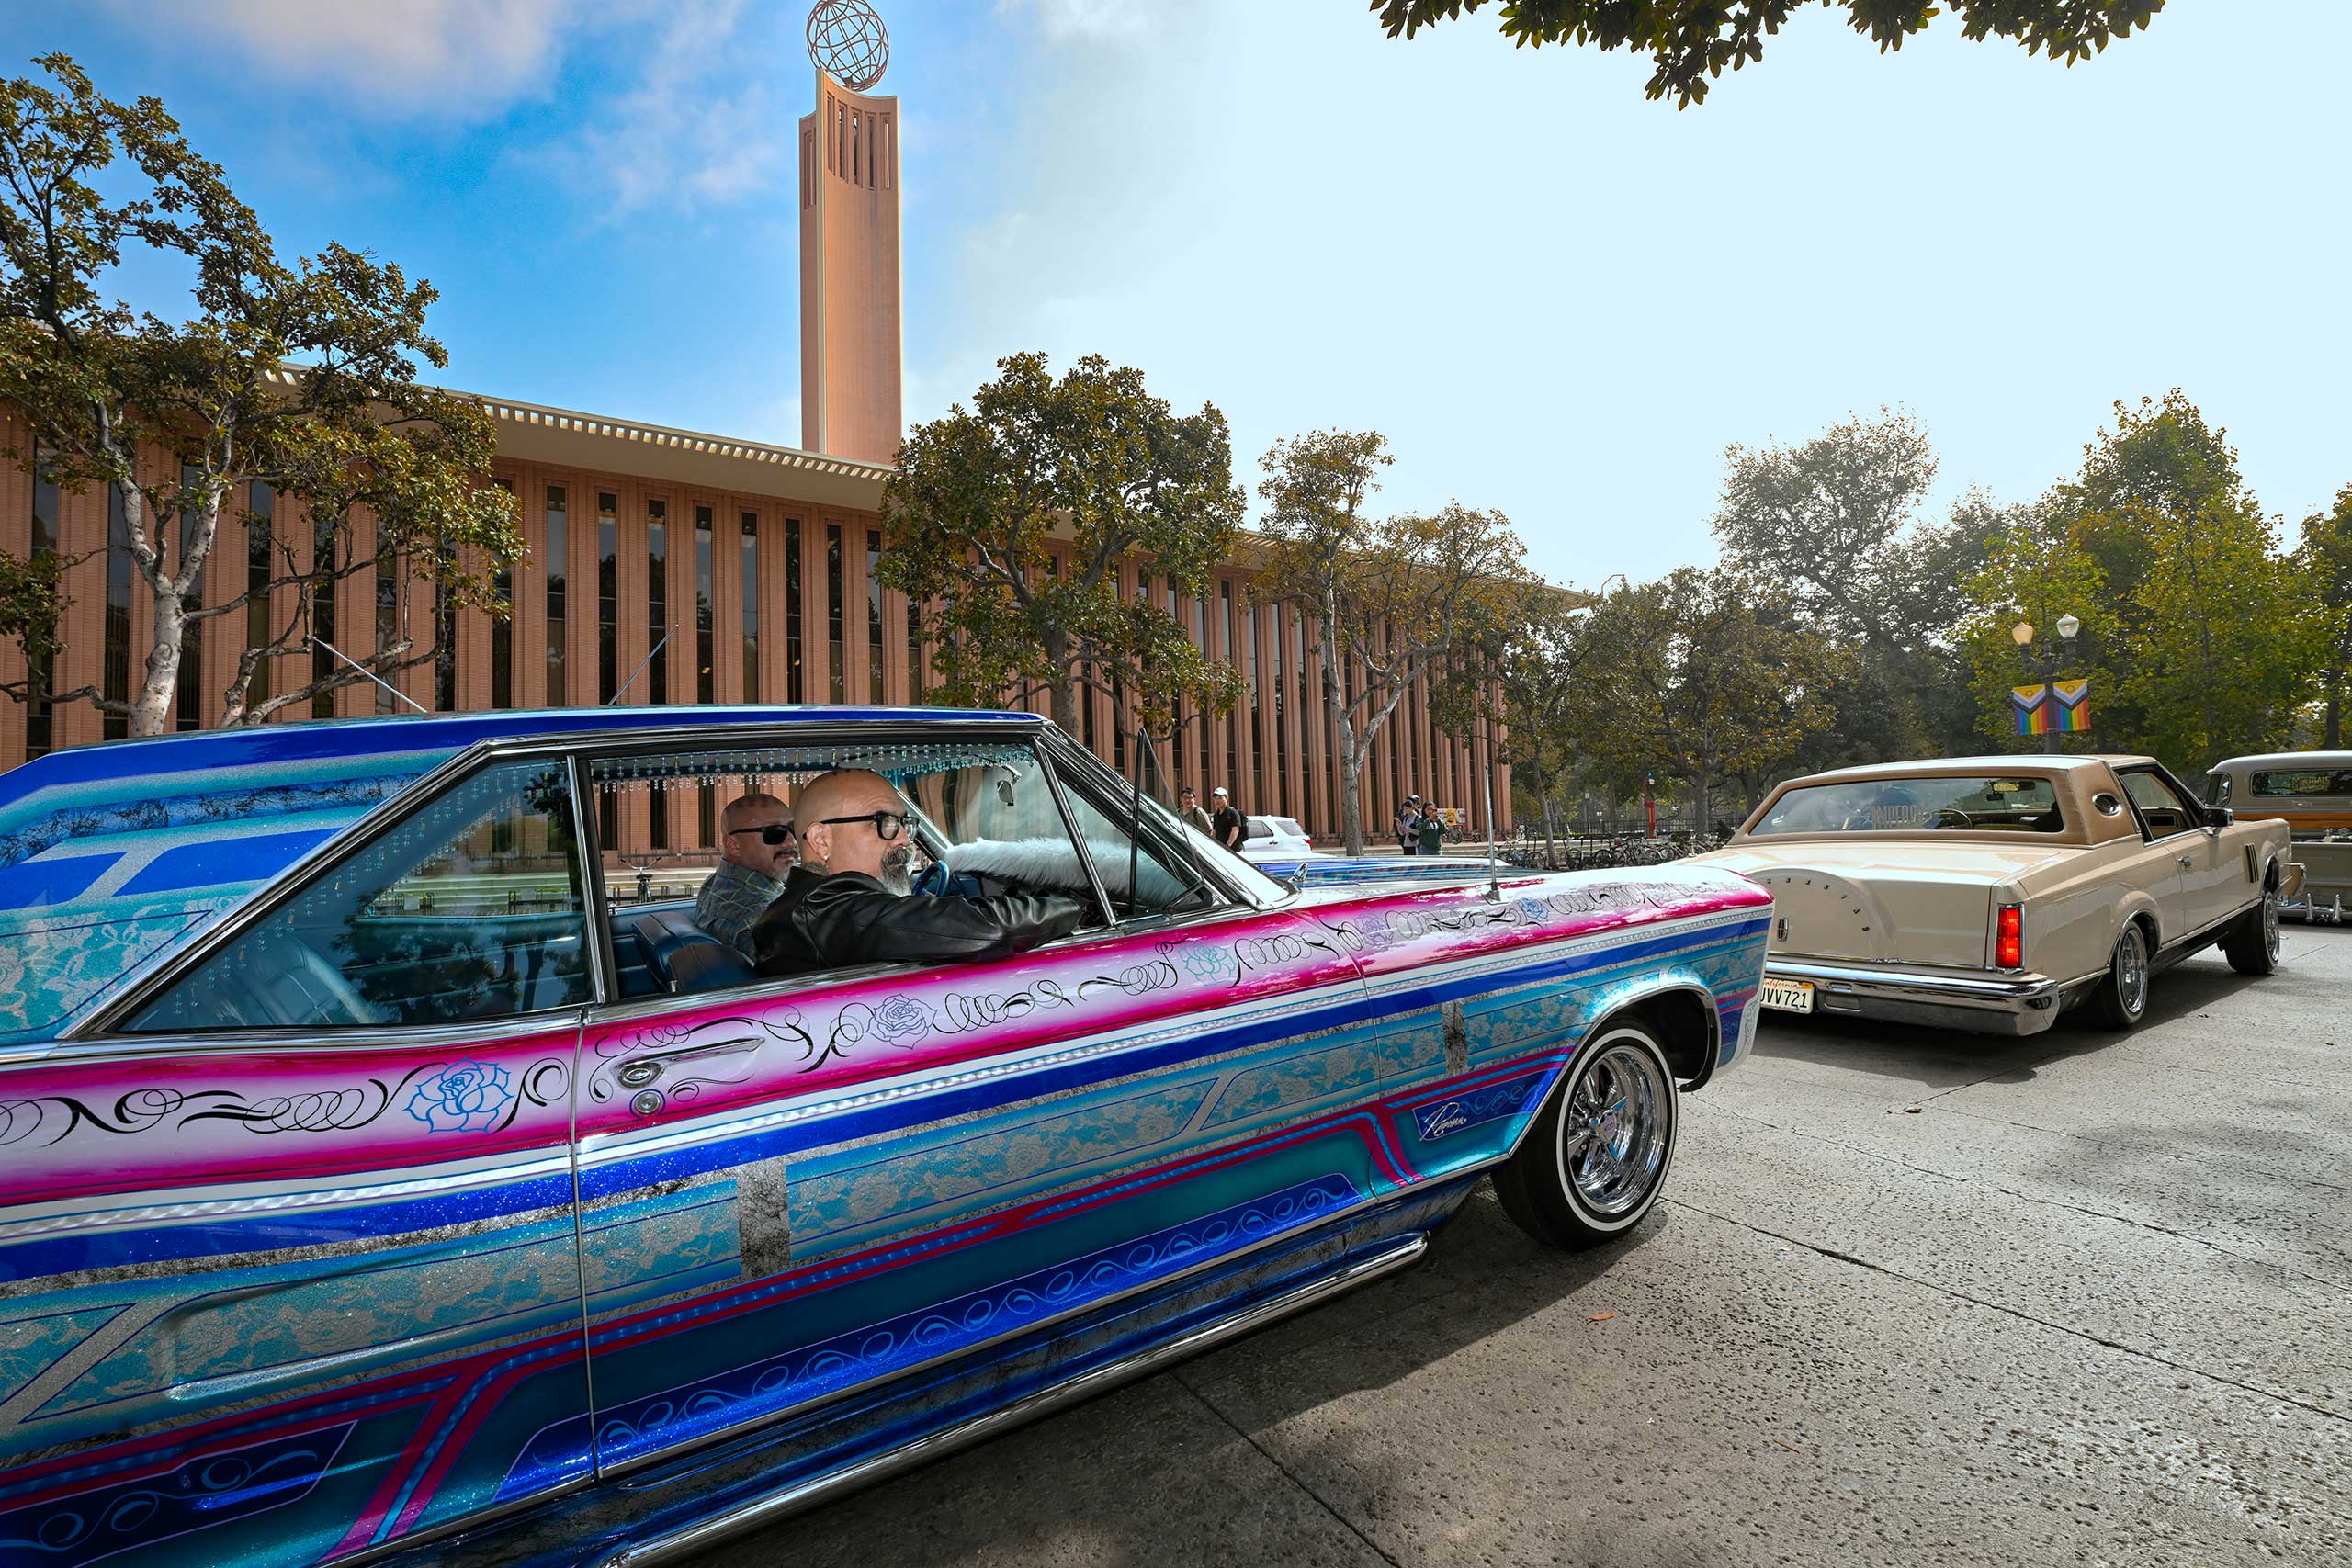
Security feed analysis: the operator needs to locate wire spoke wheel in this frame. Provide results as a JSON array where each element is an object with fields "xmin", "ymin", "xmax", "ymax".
[
  {"xmin": 1558, "ymin": 1041, "xmax": 1671, "ymax": 1219},
  {"xmin": 1494, "ymin": 1018, "xmax": 1684, "ymax": 1251}
]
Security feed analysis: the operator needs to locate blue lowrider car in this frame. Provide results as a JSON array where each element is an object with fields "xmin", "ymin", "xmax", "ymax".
[{"xmin": 0, "ymin": 707, "xmax": 1770, "ymax": 1567}]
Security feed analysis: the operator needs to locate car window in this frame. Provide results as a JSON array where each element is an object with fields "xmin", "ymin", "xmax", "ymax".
[
  {"xmin": 125, "ymin": 758, "xmax": 593, "ymax": 1033},
  {"xmin": 2250, "ymin": 768, "xmax": 2352, "ymax": 796},
  {"xmin": 1057, "ymin": 782, "xmax": 1217, "ymax": 920},
  {"xmin": 1246, "ymin": 817, "xmax": 1272, "ymax": 839},
  {"xmin": 2118, "ymin": 769, "xmax": 2199, "ymax": 838},
  {"xmin": 1749, "ymin": 776, "xmax": 2066, "ymax": 835},
  {"xmin": 579, "ymin": 734, "xmax": 1172, "ymax": 998}
]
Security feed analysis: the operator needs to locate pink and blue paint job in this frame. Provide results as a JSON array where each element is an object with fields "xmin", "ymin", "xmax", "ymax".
[{"xmin": 0, "ymin": 708, "xmax": 1769, "ymax": 1568}]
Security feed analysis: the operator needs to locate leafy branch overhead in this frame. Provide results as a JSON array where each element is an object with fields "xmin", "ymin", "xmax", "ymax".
[
  {"xmin": 1370, "ymin": 1, "xmax": 2165, "ymax": 106},
  {"xmin": 0, "ymin": 52, "xmax": 520, "ymax": 735},
  {"xmin": 880, "ymin": 350, "xmax": 1248, "ymax": 736}
]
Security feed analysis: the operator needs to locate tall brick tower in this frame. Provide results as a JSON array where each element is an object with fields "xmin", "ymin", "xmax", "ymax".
[{"xmin": 798, "ymin": 4, "xmax": 901, "ymax": 464}]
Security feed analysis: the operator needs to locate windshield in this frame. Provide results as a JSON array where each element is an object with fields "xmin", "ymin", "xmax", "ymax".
[{"xmin": 1750, "ymin": 776, "xmax": 2067, "ymax": 836}]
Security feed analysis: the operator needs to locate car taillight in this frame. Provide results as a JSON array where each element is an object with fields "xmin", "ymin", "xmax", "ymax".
[{"xmin": 1995, "ymin": 904, "xmax": 2023, "ymax": 970}]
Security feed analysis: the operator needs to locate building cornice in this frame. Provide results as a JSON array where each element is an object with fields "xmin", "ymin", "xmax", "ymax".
[{"xmin": 263, "ymin": 369, "xmax": 894, "ymax": 512}]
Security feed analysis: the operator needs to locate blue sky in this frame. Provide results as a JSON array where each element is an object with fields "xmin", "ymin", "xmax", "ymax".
[{"xmin": 9, "ymin": 1, "xmax": 2348, "ymax": 588}]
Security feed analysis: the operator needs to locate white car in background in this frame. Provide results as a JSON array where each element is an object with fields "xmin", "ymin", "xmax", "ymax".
[{"xmin": 1241, "ymin": 814, "xmax": 1322, "ymax": 858}]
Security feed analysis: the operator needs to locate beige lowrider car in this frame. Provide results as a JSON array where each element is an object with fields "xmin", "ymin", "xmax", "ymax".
[
  {"xmin": 1687, "ymin": 756, "xmax": 2301, "ymax": 1035},
  {"xmin": 2203, "ymin": 750, "xmax": 2351, "ymax": 921}
]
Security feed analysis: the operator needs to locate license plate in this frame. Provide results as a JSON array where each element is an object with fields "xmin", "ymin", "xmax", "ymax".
[{"xmin": 1759, "ymin": 978, "xmax": 1815, "ymax": 1014}]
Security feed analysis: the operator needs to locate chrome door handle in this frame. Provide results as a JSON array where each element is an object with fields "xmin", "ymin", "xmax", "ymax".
[
  {"xmin": 615, "ymin": 1034, "xmax": 765, "ymax": 1091},
  {"xmin": 2177, "ymin": 855, "xmax": 2194, "ymax": 869}
]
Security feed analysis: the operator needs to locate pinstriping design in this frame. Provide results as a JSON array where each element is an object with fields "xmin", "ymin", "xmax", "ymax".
[{"xmin": 0, "ymin": 850, "xmax": 1770, "ymax": 1566}]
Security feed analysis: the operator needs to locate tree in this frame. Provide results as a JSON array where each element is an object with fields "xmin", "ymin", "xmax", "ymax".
[
  {"xmin": 1498, "ymin": 580, "xmax": 1601, "ymax": 860},
  {"xmin": 1371, "ymin": 1, "xmax": 2165, "ymax": 106},
  {"xmin": 1254, "ymin": 429, "xmax": 1527, "ymax": 854},
  {"xmin": 879, "ymin": 351, "xmax": 1246, "ymax": 739},
  {"xmin": 0, "ymin": 54, "xmax": 520, "ymax": 736},
  {"xmin": 1712, "ymin": 408, "xmax": 1990, "ymax": 769},
  {"xmin": 2046, "ymin": 392, "xmax": 2310, "ymax": 769},
  {"xmin": 2299, "ymin": 486, "xmax": 2352, "ymax": 748},
  {"xmin": 1577, "ymin": 567, "xmax": 1837, "ymax": 832},
  {"xmin": 1955, "ymin": 499, "xmax": 2111, "ymax": 751}
]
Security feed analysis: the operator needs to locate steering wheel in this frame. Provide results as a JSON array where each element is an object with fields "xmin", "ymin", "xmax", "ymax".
[
  {"xmin": 911, "ymin": 859, "xmax": 954, "ymax": 897},
  {"xmin": 1932, "ymin": 808, "xmax": 1973, "ymax": 830}
]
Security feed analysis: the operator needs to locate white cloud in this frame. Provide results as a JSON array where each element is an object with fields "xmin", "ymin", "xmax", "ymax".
[
  {"xmin": 529, "ymin": 0, "xmax": 793, "ymax": 220},
  {"xmin": 993, "ymin": 0, "xmax": 1181, "ymax": 45},
  {"xmin": 114, "ymin": 0, "xmax": 585, "ymax": 110}
]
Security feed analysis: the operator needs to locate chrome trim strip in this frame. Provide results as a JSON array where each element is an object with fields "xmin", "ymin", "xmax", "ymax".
[
  {"xmin": 590, "ymin": 1233, "xmax": 1430, "ymax": 1568},
  {"xmin": 1763, "ymin": 958, "xmax": 2086, "ymax": 1008}
]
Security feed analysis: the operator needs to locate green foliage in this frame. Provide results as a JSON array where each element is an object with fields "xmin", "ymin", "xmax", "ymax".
[
  {"xmin": 1254, "ymin": 429, "xmax": 1528, "ymax": 852},
  {"xmin": 0, "ymin": 53, "xmax": 520, "ymax": 733},
  {"xmin": 1711, "ymin": 409, "xmax": 1993, "ymax": 770},
  {"xmin": 1956, "ymin": 500, "xmax": 2111, "ymax": 753},
  {"xmin": 879, "ymin": 350, "xmax": 1247, "ymax": 738},
  {"xmin": 1497, "ymin": 580, "xmax": 1600, "ymax": 845},
  {"xmin": 2299, "ymin": 486, "xmax": 2352, "ymax": 748},
  {"xmin": 1572, "ymin": 567, "xmax": 1838, "ymax": 829},
  {"xmin": 1371, "ymin": 0, "xmax": 2165, "ymax": 105},
  {"xmin": 1957, "ymin": 393, "xmax": 2315, "ymax": 772}
]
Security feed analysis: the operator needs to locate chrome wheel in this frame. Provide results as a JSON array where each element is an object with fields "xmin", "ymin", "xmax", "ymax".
[
  {"xmin": 2115, "ymin": 925, "xmax": 2148, "ymax": 1018},
  {"xmin": 2262, "ymin": 888, "xmax": 2280, "ymax": 961},
  {"xmin": 1557, "ymin": 1037, "xmax": 1671, "ymax": 1220}
]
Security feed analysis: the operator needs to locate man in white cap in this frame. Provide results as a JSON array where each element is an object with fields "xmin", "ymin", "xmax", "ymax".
[{"xmin": 1208, "ymin": 785, "xmax": 1246, "ymax": 852}]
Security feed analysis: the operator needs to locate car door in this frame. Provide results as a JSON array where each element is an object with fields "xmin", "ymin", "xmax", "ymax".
[
  {"xmin": 0, "ymin": 750, "xmax": 599, "ymax": 1568},
  {"xmin": 565, "ymin": 728, "xmax": 1390, "ymax": 1480},
  {"xmin": 2114, "ymin": 765, "xmax": 2231, "ymax": 938}
]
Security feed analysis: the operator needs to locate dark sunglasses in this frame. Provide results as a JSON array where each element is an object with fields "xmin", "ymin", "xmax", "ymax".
[
  {"xmin": 727, "ymin": 823, "xmax": 797, "ymax": 846},
  {"xmin": 814, "ymin": 809, "xmax": 908, "ymax": 842}
]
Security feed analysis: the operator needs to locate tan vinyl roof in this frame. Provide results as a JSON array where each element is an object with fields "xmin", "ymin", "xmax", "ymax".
[{"xmin": 1788, "ymin": 755, "xmax": 2147, "ymax": 786}]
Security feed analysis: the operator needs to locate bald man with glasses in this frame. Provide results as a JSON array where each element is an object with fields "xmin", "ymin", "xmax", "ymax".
[
  {"xmin": 695, "ymin": 791, "xmax": 797, "ymax": 961},
  {"xmin": 748, "ymin": 768, "xmax": 1086, "ymax": 978}
]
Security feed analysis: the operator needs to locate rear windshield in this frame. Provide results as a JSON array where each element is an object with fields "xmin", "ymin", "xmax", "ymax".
[
  {"xmin": 1750, "ymin": 776, "xmax": 2066, "ymax": 836},
  {"xmin": 2250, "ymin": 769, "xmax": 2352, "ymax": 797}
]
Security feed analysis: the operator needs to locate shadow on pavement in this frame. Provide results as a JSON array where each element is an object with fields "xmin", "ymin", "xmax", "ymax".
[
  {"xmin": 1747, "ymin": 957, "xmax": 2270, "ymax": 1090},
  {"xmin": 697, "ymin": 1191, "xmax": 1644, "ymax": 1568}
]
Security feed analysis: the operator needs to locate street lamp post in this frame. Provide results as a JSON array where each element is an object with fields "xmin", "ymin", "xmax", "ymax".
[{"xmin": 2010, "ymin": 613, "xmax": 2082, "ymax": 755}]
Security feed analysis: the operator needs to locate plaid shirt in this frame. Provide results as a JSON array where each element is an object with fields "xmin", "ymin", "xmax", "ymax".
[{"xmin": 694, "ymin": 859, "xmax": 789, "ymax": 960}]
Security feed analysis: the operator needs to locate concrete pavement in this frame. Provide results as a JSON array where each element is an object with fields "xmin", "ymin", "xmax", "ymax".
[{"xmin": 699, "ymin": 925, "xmax": 2351, "ymax": 1568}]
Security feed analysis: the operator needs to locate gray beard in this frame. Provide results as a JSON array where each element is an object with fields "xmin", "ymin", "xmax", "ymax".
[{"xmin": 877, "ymin": 852, "xmax": 915, "ymax": 897}]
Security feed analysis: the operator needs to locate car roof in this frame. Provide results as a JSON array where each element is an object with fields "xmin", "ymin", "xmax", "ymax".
[
  {"xmin": 2209, "ymin": 750, "xmax": 2352, "ymax": 772},
  {"xmin": 1781, "ymin": 754, "xmax": 2147, "ymax": 786}
]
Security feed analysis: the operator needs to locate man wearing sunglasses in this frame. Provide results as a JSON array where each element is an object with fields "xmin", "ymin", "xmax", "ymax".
[
  {"xmin": 694, "ymin": 791, "xmax": 797, "ymax": 961},
  {"xmin": 750, "ymin": 768, "xmax": 1085, "ymax": 977}
]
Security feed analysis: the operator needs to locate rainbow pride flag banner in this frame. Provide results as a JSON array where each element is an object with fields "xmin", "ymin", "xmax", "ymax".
[
  {"xmin": 2010, "ymin": 683, "xmax": 2051, "ymax": 737},
  {"xmin": 2051, "ymin": 678, "xmax": 2091, "ymax": 733}
]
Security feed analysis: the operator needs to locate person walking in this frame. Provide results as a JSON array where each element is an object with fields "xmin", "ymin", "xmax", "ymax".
[
  {"xmin": 1178, "ymin": 785, "xmax": 1215, "ymax": 838},
  {"xmin": 1418, "ymin": 808, "xmax": 1445, "ymax": 857},
  {"xmin": 1209, "ymin": 786, "xmax": 1247, "ymax": 852},
  {"xmin": 1396, "ymin": 795, "xmax": 1421, "ymax": 856}
]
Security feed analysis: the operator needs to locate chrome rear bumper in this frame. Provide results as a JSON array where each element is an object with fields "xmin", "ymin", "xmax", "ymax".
[{"xmin": 1761, "ymin": 958, "xmax": 2091, "ymax": 1037}]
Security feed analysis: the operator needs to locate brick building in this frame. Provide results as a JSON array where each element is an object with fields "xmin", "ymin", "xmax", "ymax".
[{"xmin": 0, "ymin": 62, "xmax": 1508, "ymax": 855}]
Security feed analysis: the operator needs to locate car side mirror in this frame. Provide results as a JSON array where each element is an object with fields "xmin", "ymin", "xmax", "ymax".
[{"xmin": 2202, "ymin": 806, "xmax": 2233, "ymax": 829}]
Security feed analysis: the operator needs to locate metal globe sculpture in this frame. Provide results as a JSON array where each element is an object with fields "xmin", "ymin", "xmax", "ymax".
[{"xmin": 807, "ymin": 1, "xmax": 889, "ymax": 92}]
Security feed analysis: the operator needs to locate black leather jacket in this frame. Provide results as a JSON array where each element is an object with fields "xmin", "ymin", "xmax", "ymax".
[{"xmin": 749, "ymin": 867, "xmax": 1087, "ymax": 977}]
